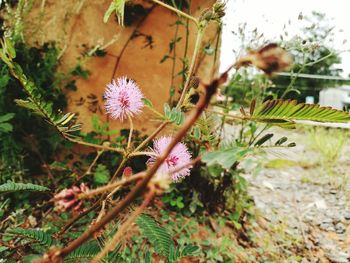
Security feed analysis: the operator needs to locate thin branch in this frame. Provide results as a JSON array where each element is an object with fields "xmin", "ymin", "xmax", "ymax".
[{"xmin": 67, "ymin": 138, "xmax": 125, "ymax": 154}]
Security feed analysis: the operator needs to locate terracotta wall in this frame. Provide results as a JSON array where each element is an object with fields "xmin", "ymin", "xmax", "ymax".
[{"xmin": 25, "ymin": 0, "xmax": 220, "ymax": 134}]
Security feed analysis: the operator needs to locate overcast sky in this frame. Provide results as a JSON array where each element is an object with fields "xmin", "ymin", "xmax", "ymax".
[{"xmin": 220, "ymin": 0, "xmax": 350, "ymax": 77}]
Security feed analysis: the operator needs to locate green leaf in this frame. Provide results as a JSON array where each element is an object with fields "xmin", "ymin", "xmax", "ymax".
[
  {"xmin": 160, "ymin": 55, "xmax": 171, "ymax": 63},
  {"xmin": 136, "ymin": 214, "xmax": 175, "ymax": 258},
  {"xmin": 164, "ymin": 104, "xmax": 184, "ymax": 125},
  {"xmin": 0, "ymin": 182, "xmax": 49, "ymax": 194},
  {"xmin": 0, "ymin": 113, "xmax": 15, "ymax": 123},
  {"xmin": 6, "ymin": 228, "xmax": 59, "ymax": 247},
  {"xmin": 202, "ymin": 147, "xmax": 251, "ymax": 170},
  {"xmin": 0, "ymin": 123, "xmax": 13, "ymax": 133},
  {"xmin": 193, "ymin": 126, "xmax": 201, "ymax": 140},
  {"xmin": 275, "ymin": 136, "xmax": 288, "ymax": 146},
  {"xmin": 250, "ymin": 99, "xmax": 350, "ymax": 129},
  {"xmin": 181, "ymin": 244, "xmax": 200, "ymax": 257},
  {"xmin": 254, "ymin": 133, "xmax": 274, "ymax": 147},
  {"xmin": 93, "ymin": 164, "xmax": 110, "ymax": 184},
  {"xmin": 142, "ymin": 98, "xmax": 154, "ymax": 108},
  {"xmin": 65, "ymin": 242, "xmax": 101, "ymax": 260}
]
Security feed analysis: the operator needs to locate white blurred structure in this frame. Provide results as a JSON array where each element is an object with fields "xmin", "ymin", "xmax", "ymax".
[{"xmin": 319, "ymin": 86, "xmax": 350, "ymax": 110}]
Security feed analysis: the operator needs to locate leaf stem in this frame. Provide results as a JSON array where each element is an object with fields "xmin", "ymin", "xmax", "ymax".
[{"xmin": 176, "ymin": 28, "xmax": 204, "ymax": 108}]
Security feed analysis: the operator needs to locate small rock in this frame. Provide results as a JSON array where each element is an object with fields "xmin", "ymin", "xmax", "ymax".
[
  {"xmin": 344, "ymin": 211, "xmax": 350, "ymax": 220},
  {"xmin": 335, "ymin": 222, "xmax": 346, "ymax": 234},
  {"xmin": 327, "ymin": 251, "xmax": 350, "ymax": 263},
  {"xmin": 329, "ymin": 189, "xmax": 338, "ymax": 194},
  {"xmin": 320, "ymin": 222, "xmax": 335, "ymax": 232}
]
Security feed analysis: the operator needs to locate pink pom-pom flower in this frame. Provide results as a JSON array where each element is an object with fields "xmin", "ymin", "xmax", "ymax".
[
  {"xmin": 104, "ymin": 76, "xmax": 144, "ymax": 121},
  {"xmin": 54, "ymin": 183, "xmax": 89, "ymax": 212},
  {"xmin": 147, "ymin": 136, "xmax": 192, "ymax": 181}
]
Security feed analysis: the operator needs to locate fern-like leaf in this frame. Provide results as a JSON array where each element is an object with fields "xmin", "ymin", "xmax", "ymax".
[
  {"xmin": 249, "ymin": 99, "xmax": 350, "ymax": 128},
  {"xmin": 6, "ymin": 228, "xmax": 59, "ymax": 247},
  {"xmin": 136, "ymin": 214, "xmax": 174, "ymax": 259},
  {"xmin": 64, "ymin": 242, "xmax": 101, "ymax": 261},
  {"xmin": 0, "ymin": 182, "xmax": 49, "ymax": 194}
]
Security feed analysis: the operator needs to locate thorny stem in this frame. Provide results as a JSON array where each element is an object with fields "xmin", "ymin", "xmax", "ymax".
[
  {"xmin": 77, "ymin": 150, "xmax": 104, "ymax": 181},
  {"xmin": 134, "ymin": 121, "xmax": 169, "ymax": 152},
  {"xmin": 129, "ymin": 151, "xmax": 156, "ymax": 157},
  {"xmin": 151, "ymin": 0, "xmax": 199, "ymax": 26},
  {"xmin": 67, "ymin": 138, "xmax": 124, "ymax": 154},
  {"xmin": 182, "ymin": 0, "xmax": 191, "ymax": 85},
  {"xmin": 127, "ymin": 114, "xmax": 134, "ymax": 151},
  {"xmin": 91, "ymin": 186, "xmax": 155, "ymax": 263},
  {"xmin": 42, "ymin": 69, "xmax": 228, "ymax": 262},
  {"xmin": 110, "ymin": 157, "xmax": 128, "ymax": 182},
  {"xmin": 55, "ymin": 199, "xmax": 102, "ymax": 237},
  {"xmin": 169, "ymin": 10, "xmax": 180, "ymax": 104},
  {"xmin": 79, "ymin": 173, "xmax": 145, "ymax": 199},
  {"xmin": 176, "ymin": 28, "xmax": 204, "ymax": 109}
]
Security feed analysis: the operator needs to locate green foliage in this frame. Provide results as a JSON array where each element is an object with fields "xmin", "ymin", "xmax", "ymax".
[
  {"xmin": 6, "ymin": 228, "xmax": 60, "ymax": 247},
  {"xmin": 250, "ymin": 99, "xmax": 350, "ymax": 128},
  {"xmin": 136, "ymin": 214, "xmax": 199, "ymax": 262},
  {"xmin": 164, "ymin": 103, "xmax": 185, "ymax": 125},
  {"xmin": 64, "ymin": 242, "xmax": 101, "ymax": 261},
  {"xmin": 1, "ymin": 39, "xmax": 81, "ymax": 138},
  {"xmin": 0, "ymin": 182, "xmax": 49, "ymax": 194},
  {"xmin": 93, "ymin": 164, "xmax": 110, "ymax": 184},
  {"xmin": 136, "ymin": 213, "xmax": 175, "ymax": 258},
  {"xmin": 202, "ymin": 147, "xmax": 251, "ymax": 170},
  {"xmin": 0, "ymin": 113, "xmax": 15, "ymax": 133},
  {"xmin": 162, "ymin": 193, "xmax": 185, "ymax": 209}
]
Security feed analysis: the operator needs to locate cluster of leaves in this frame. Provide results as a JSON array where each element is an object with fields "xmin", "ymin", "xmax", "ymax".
[{"xmin": 0, "ymin": 40, "xmax": 67, "ymax": 182}]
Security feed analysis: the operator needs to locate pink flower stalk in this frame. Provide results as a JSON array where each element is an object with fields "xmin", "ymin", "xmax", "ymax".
[
  {"xmin": 54, "ymin": 183, "xmax": 89, "ymax": 212},
  {"xmin": 147, "ymin": 136, "xmax": 192, "ymax": 181},
  {"xmin": 104, "ymin": 76, "xmax": 144, "ymax": 121}
]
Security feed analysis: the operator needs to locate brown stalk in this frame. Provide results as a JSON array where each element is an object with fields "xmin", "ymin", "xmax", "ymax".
[{"xmin": 91, "ymin": 185, "xmax": 156, "ymax": 262}]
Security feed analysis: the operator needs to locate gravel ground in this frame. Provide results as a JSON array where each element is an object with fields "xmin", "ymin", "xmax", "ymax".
[{"xmin": 245, "ymin": 127, "xmax": 350, "ymax": 262}]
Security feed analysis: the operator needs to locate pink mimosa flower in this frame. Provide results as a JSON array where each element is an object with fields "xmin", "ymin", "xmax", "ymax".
[
  {"xmin": 104, "ymin": 76, "xmax": 144, "ymax": 121},
  {"xmin": 147, "ymin": 136, "xmax": 192, "ymax": 181},
  {"xmin": 54, "ymin": 183, "xmax": 89, "ymax": 212}
]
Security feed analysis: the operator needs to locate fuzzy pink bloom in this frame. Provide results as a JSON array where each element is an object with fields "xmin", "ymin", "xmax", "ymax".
[
  {"xmin": 54, "ymin": 183, "xmax": 89, "ymax": 212},
  {"xmin": 104, "ymin": 77, "xmax": 144, "ymax": 121},
  {"xmin": 147, "ymin": 136, "xmax": 192, "ymax": 181}
]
